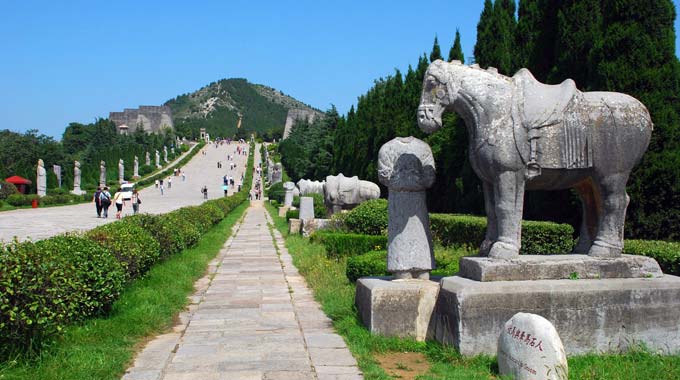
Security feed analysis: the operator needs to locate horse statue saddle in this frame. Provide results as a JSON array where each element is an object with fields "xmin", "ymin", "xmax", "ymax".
[{"xmin": 511, "ymin": 68, "xmax": 591, "ymax": 178}]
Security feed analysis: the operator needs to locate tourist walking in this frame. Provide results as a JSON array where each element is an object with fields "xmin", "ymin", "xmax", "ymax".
[
  {"xmin": 131, "ymin": 189, "xmax": 141, "ymax": 215},
  {"xmin": 113, "ymin": 187, "xmax": 125, "ymax": 219},
  {"xmin": 93, "ymin": 186, "xmax": 102, "ymax": 217},
  {"xmin": 159, "ymin": 179, "xmax": 164, "ymax": 195},
  {"xmin": 181, "ymin": 171, "xmax": 186, "ymax": 181},
  {"xmin": 168, "ymin": 176, "xmax": 172, "ymax": 189},
  {"xmin": 155, "ymin": 179, "xmax": 159, "ymax": 188},
  {"xmin": 100, "ymin": 187, "xmax": 112, "ymax": 218},
  {"xmin": 202, "ymin": 186, "xmax": 208, "ymax": 199}
]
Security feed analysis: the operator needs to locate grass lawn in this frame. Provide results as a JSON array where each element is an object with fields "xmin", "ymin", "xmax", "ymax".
[
  {"xmin": 0, "ymin": 201, "xmax": 248, "ymax": 380},
  {"xmin": 264, "ymin": 201, "xmax": 680, "ymax": 380}
]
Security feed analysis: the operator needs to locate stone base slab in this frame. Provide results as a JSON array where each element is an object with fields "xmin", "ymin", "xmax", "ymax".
[
  {"xmin": 430, "ymin": 275, "xmax": 680, "ymax": 356},
  {"xmin": 278, "ymin": 206, "xmax": 290, "ymax": 217},
  {"xmin": 356, "ymin": 277, "xmax": 439, "ymax": 341},
  {"xmin": 289, "ymin": 218, "xmax": 301, "ymax": 235},
  {"xmin": 459, "ymin": 254, "xmax": 663, "ymax": 282},
  {"xmin": 301, "ymin": 218, "xmax": 331, "ymax": 237}
]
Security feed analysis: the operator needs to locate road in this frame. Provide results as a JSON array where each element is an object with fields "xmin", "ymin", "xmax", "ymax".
[{"xmin": 0, "ymin": 142, "xmax": 253, "ymax": 242}]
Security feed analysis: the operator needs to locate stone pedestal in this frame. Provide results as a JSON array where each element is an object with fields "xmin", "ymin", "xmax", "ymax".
[
  {"xmin": 430, "ymin": 275, "xmax": 680, "ymax": 355},
  {"xmin": 301, "ymin": 218, "xmax": 330, "ymax": 237},
  {"xmin": 278, "ymin": 206, "xmax": 290, "ymax": 217},
  {"xmin": 459, "ymin": 254, "xmax": 663, "ymax": 282},
  {"xmin": 283, "ymin": 182, "xmax": 295, "ymax": 207},
  {"xmin": 299, "ymin": 196, "xmax": 314, "ymax": 221},
  {"xmin": 356, "ymin": 278, "xmax": 440, "ymax": 341},
  {"xmin": 288, "ymin": 219, "xmax": 301, "ymax": 235}
]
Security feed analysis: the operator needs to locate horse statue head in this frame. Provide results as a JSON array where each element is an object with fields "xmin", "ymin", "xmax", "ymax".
[{"xmin": 416, "ymin": 60, "xmax": 461, "ymax": 133}]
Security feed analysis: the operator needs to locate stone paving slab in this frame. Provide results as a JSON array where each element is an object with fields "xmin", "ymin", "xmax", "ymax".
[{"xmin": 122, "ymin": 187, "xmax": 362, "ymax": 378}]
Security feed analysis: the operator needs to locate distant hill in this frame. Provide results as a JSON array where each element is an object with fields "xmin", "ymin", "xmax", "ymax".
[{"xmin": 165, "ymin": 78, "xmax": 319, "ymax": 140}]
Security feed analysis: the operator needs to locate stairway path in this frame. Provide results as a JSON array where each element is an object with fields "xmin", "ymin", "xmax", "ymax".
[{"xmin": 121, "ymin": 203, "xmax": 362, "ymax": 380}]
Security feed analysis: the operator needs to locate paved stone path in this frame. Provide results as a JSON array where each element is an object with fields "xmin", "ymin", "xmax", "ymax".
[
  {"xmin": 0, "ymin": 142, "xmax": 250, "ymax": 242},
  {"xmin": 121, "ymin": 202, "xmax": 362, "ymax": 380}
]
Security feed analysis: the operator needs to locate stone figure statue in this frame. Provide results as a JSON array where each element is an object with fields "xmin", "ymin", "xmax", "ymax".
[
  {"xmin": 118, "ymin": 159, "xmax": 124, "ymax": 184},
  {"xmin": 36, "ymin": 159, "xmax": 46, "ymax": 196},
  {"xmin": 283, "ymin": 182, "xmax": 296, "ymax": 207},
  {"xmin": 171, "ymin": 147, "xmax": 175, "ymax": 156},
  {"xmin": 155, "ymin": 150, "xmax": 161, "ymax": 168},
  {"xmin": 323, "ymin": 173, "xmax": 380, "ymax": 213},
  {"xmin": 163, "ymin": 146, "xmax": 168, "ymax": 163},
  {"xmin": 417, "ymin": 60, "xmax": 652, "ymax": 259},
  {"xmin": 145, "ymin": 151, "xmax": 151, "ymax": 166},
  {"xmin": 378, "ymin": 137, "xmax": 436, "ymax": 279},
  {"xmin": 100, "ymin": 160, "xmax": 106, "ymax": 187},
  {"xmin": 71, "ymin": 160, "xmax": 84, "ymax": 195},
  {"xmin": 271, "ymin": 163, "xmax": 282, "ymax": 184},
  {"xmin": 297, "ymin": 179, "xmax": 325, "ymax": 196},
  {"xmin": 133, "ymin": 156, "xmax": 139, "ymax": 178}
]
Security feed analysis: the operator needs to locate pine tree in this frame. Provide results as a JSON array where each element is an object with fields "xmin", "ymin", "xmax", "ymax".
[
  {"xmin": 430, "ymin": 36, "xmax": 443, "ymax": 62},
  {"xmin": 448, "ymin": 29, "xmax": 465, "ymax": 63},
  {"xmin": 493, "ymin": 0, "xmax": 518, "ymax": 74},
  {"xmin": 515, "ymin": 0, "xmax": 561, "ymax": 81}
]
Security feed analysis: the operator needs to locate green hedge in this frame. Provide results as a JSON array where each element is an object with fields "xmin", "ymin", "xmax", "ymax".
[
  {"xmin": 624, "ymin": 240, "xmax": 680, "ymax": 276},
  {"xmin": 346, "ymin": 250, "xmax": 388, "ymax": 282},
  {"xmin": 286, "ymin": 209, "xmax": 300, "ymax": 221},
  {"xmin": 268, "ymin": 182, "xmax": 285, "ymax": 204},
  {"xmin": 343, "ymin": 199, "xmax": 388, "ymax": 235},
  {"xmin": 310, "ymin": 231, "xmax": 387, "ymax": 258},
  {"xmin": 429, "ymin": 214, "xmax": 575, "ymax": 255}
]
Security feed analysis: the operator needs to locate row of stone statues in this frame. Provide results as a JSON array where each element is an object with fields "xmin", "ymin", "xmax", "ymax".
[
  {"xmin": 283, "ymin": 173, "xmax": 381, "ymax": 213},
  {"xmin": 35, "ymin": 147, "xmax": 172, "ymax": 196}
]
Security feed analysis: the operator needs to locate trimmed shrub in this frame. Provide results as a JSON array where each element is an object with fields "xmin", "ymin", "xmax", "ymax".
[
  {"xmin": 0, "ymin": 181, "xmax": 19, "ymax": 199},
  {"xmin": 624, "ymin": 240, "xmax": 680, "ymax": 276},
  {"xmin": 126, "ymin": 214, "xmax": 187, "ymax": 258},
  {"xmin": 311, "ymin": 231, "xmax": 387, "ymax": 258},
  {"xmin": 160, "ymin": 212, "xmax": 202, "ymax": 248},
  {"xmin": 429, "ymin": 214, "xmax": 574, "ymax": 255},
  {"xmin": 346, "ymin": 250, "xmax": 388, "ymax": 282},
  {"xmin": 86, "ymin": 221, "xmax": 160, "ymax": 281},
  {"xmin": 34, "ymin": 235, "xmax": 126, "ymax": 317},
  {"xmin": 6, "ymin": 194, "xmax": 39, "ymax": 207},
  {"xmin": 0, "ymin": 240, "xmax": 88, "ymax": 352},
  {"xmin": 310, "ymin": 193, "xmax": 328, "ymax": 218},
  {"xmin": 343, "ymin": 199, "xmax": 388, "ymax": 235},
  {"xmin": 268, "ymin": 182, "xmax": 285, "ymax": 204},
  {"xmin": 286, "ymin": 209, "xmax": 300, "ymax": 221}
]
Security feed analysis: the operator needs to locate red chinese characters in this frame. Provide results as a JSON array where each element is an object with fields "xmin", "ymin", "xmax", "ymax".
[{"xmin": 506, "ymin": 325, "xmax": 543, "ymax": 352}]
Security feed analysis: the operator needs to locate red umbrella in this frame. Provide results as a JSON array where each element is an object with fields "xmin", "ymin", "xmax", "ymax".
[{"xmin": 5, "ymin": 176, "xmax": 32, "ymax": 185}]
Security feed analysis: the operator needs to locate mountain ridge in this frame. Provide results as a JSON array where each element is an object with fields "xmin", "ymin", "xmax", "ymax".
[{"xmin": 165, "ymin": 78, "xmax": 320, "ymax": 139}]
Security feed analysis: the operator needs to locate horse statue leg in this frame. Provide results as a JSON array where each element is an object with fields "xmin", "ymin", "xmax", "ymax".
[
  {"xmin": 479, "ymin": 181, "xmax": 497, "ymax": 256},
  {"xmin": 572, "ymin": 179, "xmax": 600, "ymax": 254},
  {"xmin": 588, "ymin": 173, "xmax": 629, "ymax": 257},
  {"xmin": 488, "ymin": 170, "xmax": 525, "ymax": 259}
]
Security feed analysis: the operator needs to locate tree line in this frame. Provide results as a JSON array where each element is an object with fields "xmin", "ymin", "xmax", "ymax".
[{"xmin": 280, "ymin": 0, "xmax": 680, "ymax": 241}]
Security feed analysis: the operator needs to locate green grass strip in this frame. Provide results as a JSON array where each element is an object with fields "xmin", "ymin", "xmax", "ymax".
[
  {"xmin": 264, "ymin": 202, "xmax": 680, "ymax": 380},
  {"xmin": 0, "ymin": 201, "xmax": 249, "ymax": 380}
]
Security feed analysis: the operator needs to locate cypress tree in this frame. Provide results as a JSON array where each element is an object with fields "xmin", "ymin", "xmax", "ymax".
[
  {"xmin": 515, "ymin": 0, "xmax": 561, "ymax": 81},
  {"xmin": 493, "ymin": 0, "xmax": 518, "ymax": 74},
  {"xmin": 448, "ymin": 29, "xmax": 465, "ymax": 63},
  {"xmin": 474, "ymin": 0, "xmax": 494, "ymax": 66},
  {"xmin": 430, "ymin": 36, "xmax": 443, "ymax": 62}
]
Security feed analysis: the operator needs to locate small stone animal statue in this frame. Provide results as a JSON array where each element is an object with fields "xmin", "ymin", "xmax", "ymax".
[
  {"xmin": 417, "ymin": 60, "xmax": 652, "ymax": 259},
  {"xmin": 297, "ymin": 179, "xmax": 325, "ymax": 196},
  {"xmin": 323, "ymin": 173, "xmax": 380, "ymax": 213}
]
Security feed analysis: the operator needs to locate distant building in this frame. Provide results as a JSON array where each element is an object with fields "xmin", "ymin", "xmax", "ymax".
[
  {"xmin": 110, "ymin": 105, "xmax": 174, "ymax": 135},
  {"xmin": 282, "ymin": 109, "xmax": 322, "ymax": 140}
]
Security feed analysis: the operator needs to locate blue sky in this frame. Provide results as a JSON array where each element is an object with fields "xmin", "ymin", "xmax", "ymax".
[{"xmin": 1, "ymin": 0, "xmax": 679, "ymax": 138}]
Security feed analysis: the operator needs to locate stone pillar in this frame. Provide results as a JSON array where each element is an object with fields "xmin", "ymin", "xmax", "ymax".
[
  {"xmin": 283, "ymin": 182, "xmax": 295, "ymax": 207},
  {"xmin": 299, "ymin": 197, "xmax": 314, "ymax": 221},
  {"xmin": 36, "ymin": 159, "xmax": 46, "ymax": 196},
  {"xmin": 133, "ymin": 156, "xmax": 139, "ymax": 178},
  {"xmin": 100, "ymin": 160, "xmax": 106, "ymax": 187},
  {"xmin": 155, "ymin": 151, "xmax": 161, "ymax": 168},
  {"xmin": 118, "ymin": 159, "xmax": 124, "ymax": 184},
  {"xmin": 377, "ymin": 136, "xmax": 436, "ymax": 280},
  {"xmin": 145, "ymin": 152, "xmax": 151, "ymax": 166}
]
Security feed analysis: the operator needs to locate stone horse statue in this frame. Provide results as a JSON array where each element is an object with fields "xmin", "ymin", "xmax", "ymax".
[{"xmin": 417, "ymin": 60, "xmax": 652, "ymax": 259}]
